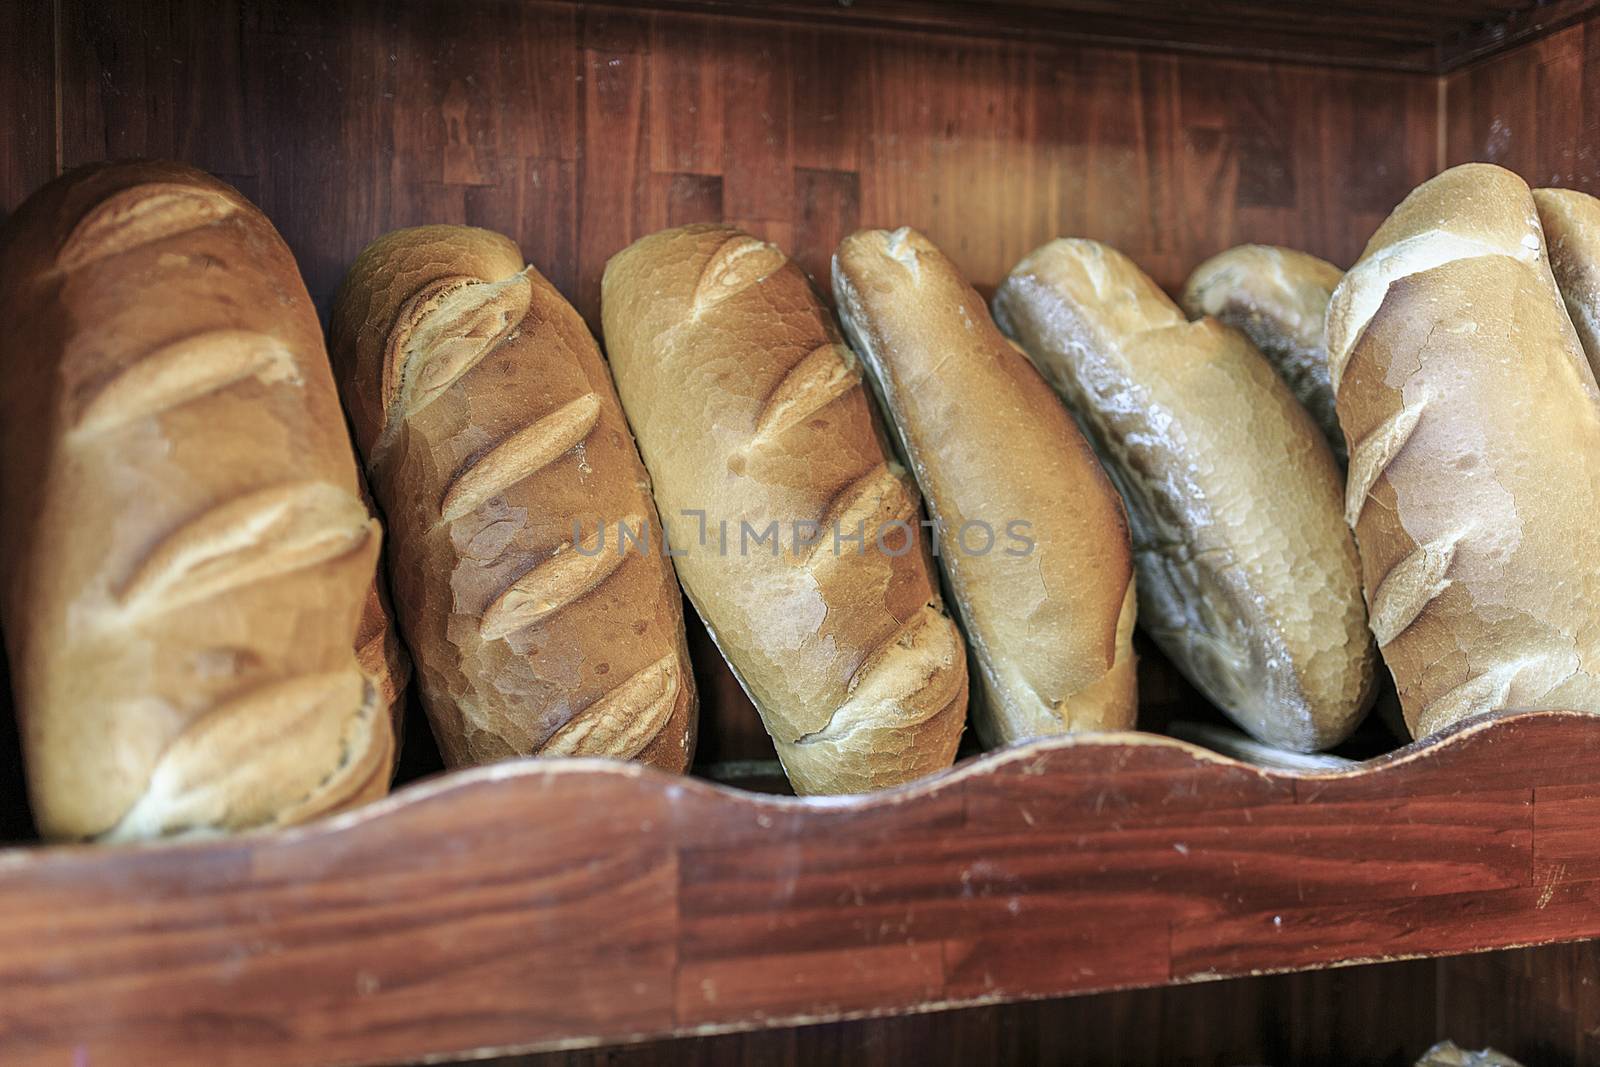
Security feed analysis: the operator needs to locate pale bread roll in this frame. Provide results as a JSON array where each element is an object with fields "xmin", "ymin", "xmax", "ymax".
[
  {"xmin": 1327, "ymin": 163, "xmax": 1600, "ymax": 737},
  {"xmin": 1182, "ymin": 244, "xmax": 1347, "ymax": 463},
  {"xmin": 996, "ymin": 239, "xmax": 1377, "ymax": 752},
  {"xmin": 1532, "ymin": 186, "xmax": 1600, "ymax": 388},
  {"xmin": 832, "ymin": 227, "xmax": 1137, "ymax": 748}
]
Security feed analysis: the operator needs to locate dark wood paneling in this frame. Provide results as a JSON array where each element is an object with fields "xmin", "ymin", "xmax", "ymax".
[
  {"xmin": 599, "ymin": 0, "xmax": 1600, "ymax": 74},
  {"xmin": 15, "ymin": 0, "xmax": 1442, "ymax": 330},
  {"xmin": 1445, "ymin": 17, "xmax": 1600, "ymax": 188},
  {"xmin": 1436, "ymin": 940, "xmax": 1600, "ymax": 1065},
  {"xmin": 0, "ymin": 0, "xmax": 54, "ymax": 228},
  {"xmin": 493, "ymin": 939, "xmax": 1600, "ymax": 1066},
  {"xmin": 470, "ymin": 941, "xmax": 1600, "ymax": 1066},
  {"xmin": 502, "ymin": 958, "xmax": 1444, "ymax": 1067},
  {"xmin": 0, "ymin": 712, "xmax": 1594, "ymax": 1066},
  {"xmin": 1438, "ymin": 0, "xmax": 1600, "ymax": 72}
]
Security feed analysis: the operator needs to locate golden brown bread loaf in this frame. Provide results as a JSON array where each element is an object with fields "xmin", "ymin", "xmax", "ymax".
[
  {"xmin": 1327, "ymin": 163, "xmax": 1600, "ymax": 737},
  {"xmin": 352, "ymin": 466, "xmax": 413, "ymax": 771},
  {"xmin": 0, "ymin": 161, "xmax": 398, "ymax": 841},
  {"xmin": 831, "ymin": 227, "xmax": 1136, "ymax": 748},
  {"xmin": 1181, "ymin": 244, "xmax": 1347, "ymax": 463},
  {"xmin": 602, "ymin": 224, "xmax": 967, "ymax": 794},
  {"xmin": 1532, "ymin": 186, "xmax": 1600, "ymax": 387},
  {"xmin": 329, "ymin": 225, "xmax": 696, "ymax": 771},
  {"xmin": 994, "ymin": 238, "xmax": 1377, "ymax": 752}
]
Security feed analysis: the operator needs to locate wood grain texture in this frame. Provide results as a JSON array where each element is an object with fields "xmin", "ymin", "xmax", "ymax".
[
  {"xmin": 593, "ymin": 0, "xmax": 1600, "ymax": 75},
  {"xmin": 1445, "ymin": 16, "xmax": 1600, "ymax": 190},
  {"xmin": 0, "ymin": 0, "xmax": 54, "ymax": 229},
  {"xmin": 0, "ymin": 711, "xmax": 1595, "ymax": 1066},
  {"xmin": 1438, "ymin": 0, "xmax": 1600, "ymax": 72},
  {"xmin": 18, "ymin": 0, "xmax": 1443, "ymax": 327},
  {"xmin": 497, "ymin": 957, "xmax": 1445, "ymax": 1066},
  {"xmin": 1436, "ymin": 939, "xmax": 1600, "ymax": 1065},
  {"xmin": 492, "ymin": 941, "xmax": 1600, "ymax": 1066}
]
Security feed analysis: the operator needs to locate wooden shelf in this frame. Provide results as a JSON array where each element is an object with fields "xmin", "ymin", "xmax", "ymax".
[
  {"xmin": 5, "ymin": 3, "xmax": 1600, "ymax": 1065},
  {"xmin": 607, "ymin": 0, "xmax": 1600, "ymax": 72},
  {"xmin": 3, "ymin": 709, "xmax": 1598, "ymax": 1066}
]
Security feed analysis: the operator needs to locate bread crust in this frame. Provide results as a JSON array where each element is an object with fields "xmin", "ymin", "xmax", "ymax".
[
  {"xmin": 601, "ymin": 224, "xmax": 967, "ymax": 794},
  {"xmin": 0, "ymin": 161, "xmax": 398, "ymax": 840},
  {"xmin": 1181, "ymin": 244, "xmax": 1347, "ymax": 463},
  {"xmin": 329, "ymin": 225, "xmax": 696, "ymax": 771},
  {"xmin": 995, "ymin": 239, "xmax": 1376, "ymax": 752},
  {"xmin": 832, "ymin": 227, "xmax": 1136, "ymax": 748},
  {"xmin": 1533, "ymin": 186, "xmax": 1600, "ymax": 390},
  {"xmin": 1328, "ymin": 164, "xmax": 1600, "ymax": 737}
]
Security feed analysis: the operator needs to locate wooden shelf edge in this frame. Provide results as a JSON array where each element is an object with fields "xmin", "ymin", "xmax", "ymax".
[
  {"xmin": 584, "ymin": 0, "xmax": 1442, "ymax": 74},
  {"xmin": 4, "ymin": 709, "xmax": 1600, "ymax": 1067},
  {"xmin": 1436, "ymin": 0, "xmax": 1600, "ymax": 73}
]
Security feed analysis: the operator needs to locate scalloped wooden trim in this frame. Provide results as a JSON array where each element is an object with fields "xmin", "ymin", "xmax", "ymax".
[{"xmin": 3, "ymin": 709, "xmax": 1600, "ymax": 1066}]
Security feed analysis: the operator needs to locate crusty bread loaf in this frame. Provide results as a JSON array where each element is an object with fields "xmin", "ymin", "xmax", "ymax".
[
  {"xmin": 1327, "ymin": 163, "xmax": 1600, "ymax": 738},
  {"xmin": 1181, "ymin": 245, "xmax": 1347, "ymax": 463},
  {"xmin": 329, "ymin": 225, "xmax": 696, "ymax": 771},
  {"xmin": 601, "ymin": 224, "xmax": 967, "ymax": 794},
  {"xmin": 995, "ymin": 239, "xmax": 1376, "ymax": 752},
  {"xmin": 1533, "ymin": 186, "xmax": 1600, "ymax": 387},
  {"xmin": 352, "ymin": 467, "xmax": 413, "ymax": 778},
  {"xmin": 831, "ymin": 227, "xmax": 1136, "ymax": 749},
  {"xmin": 0, "ymin": 161, "xmax": 398, "ymax": 841},
  {"xmin": 350, "ymin": 576, "xmax": 410, "ymax": 800}
]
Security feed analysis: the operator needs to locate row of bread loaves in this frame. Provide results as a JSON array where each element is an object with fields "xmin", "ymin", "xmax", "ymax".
[
  {"xmin": 7, "ymin": 159, "xmax": 1598, "ymax": 844},
  {"xmin": 0, "ymin": 163, "xmax": 703, "ymax": 842},
  {"xmin": 1178, "ymin": 165, "xmax": 1600, "ymax": 740}
]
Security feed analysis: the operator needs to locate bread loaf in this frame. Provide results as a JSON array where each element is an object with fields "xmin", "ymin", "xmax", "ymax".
[
  {"xmin": 0, "ymin": 161, "xmax": 398, "ymax": 840},
  {"xmin": 995, "ymin": 239, "xmax": 1376, "ymax": 752},
  {"xmin": 1327, "ymin": 163, "xmax": 1600, "ymax": 737},
  {"xmin": 1181, "ymin": 245, "xmax": 1347, "ymax": 462},
  {"xmin": 602, "ymin": 224, "xmax": 967, "ymax": 794},
  {"xmin": 1532, "ymin": 186, "xmax": 1600, "ymax": 387},
  {"xmin": 351, "ymin": 575, "xmax": 410, "ymax": 798},
  {"xmin": 831, "ymin": 227, "xmax": 1136, "ymax": 748},
  {"xmin": 352, "ymin": 464, "xmax": 413, "ymax": 771},
  {"xmin": 329, "ymin": 225, "xmax": 696, "ymax": 771}
]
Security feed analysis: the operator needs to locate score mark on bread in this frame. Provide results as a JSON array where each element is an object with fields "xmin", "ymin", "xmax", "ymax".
[
  {"xmin": 794, "ymin": 604, "xmax": 966, "ymax": 746},
  {"xmin": 539, "ymin": 654, "xmax": 680, "ymax": 760},
  {"xmin": 1345, "ymin": 398, "xmax": 1426, "ymax": 526},
  {"xmin": 1326, "ymin": 231, "xmax": 1539, "ymax": 390},
  {"xmin": 383, "ymin": 273, "xmax": 533, "ymax": 422},
  {"xmin": 807, "ymin": 463, "xmax": 919, "ymax": 565},
  {"xmin": 118, "ymin": 482, "xmax": 376, "ymax": 615},
  {"xmin": 750, "ymin": 342, "xmax": 861, "ymax": 446},
  {"xmin": 478, "ymin": 515, "xmax": 642, "ymax": 640},
  {"xmin": 692, "ymin": 234, "xmax": 788, "ymax": 314},
  {"xmin": 75, "ymin": 329, "xmax": 301, "ymax": 436},
  {"xmin": 1368, "ymin": 533, "xmax": 1461, "ymax": 647},
  {"xmin": 102, "ymin": 668, "xmax": 378, "ymax": 841},
  {"xmin": 439, "ymin": 393, "xmax": 603, "ymax": 524},
  {"xmin": 57, "ymin": 183, "xmax": 238, "ymax": 272},
  {"xmin": 1416, "ymin": 660, "xmax": 1524, "ymax": 739}
]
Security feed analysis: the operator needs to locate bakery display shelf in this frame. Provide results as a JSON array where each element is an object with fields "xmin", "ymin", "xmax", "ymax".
[{"xmin": 4, "ymin": 707, "xmax": 1597, "ymax": 1067}]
